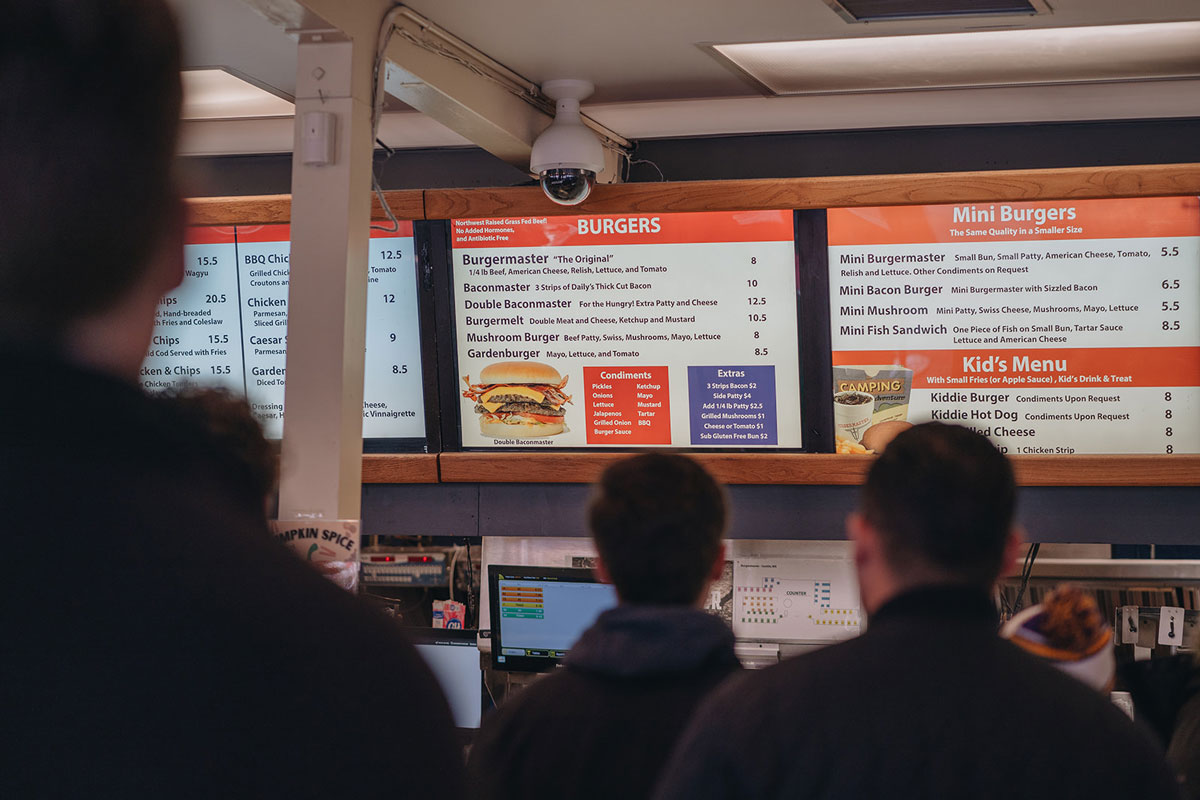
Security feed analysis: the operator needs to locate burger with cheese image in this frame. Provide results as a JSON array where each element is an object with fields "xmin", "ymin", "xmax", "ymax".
[{"xmin": 462, "ymin": 361, "xmax": 573, "ymax": 438}]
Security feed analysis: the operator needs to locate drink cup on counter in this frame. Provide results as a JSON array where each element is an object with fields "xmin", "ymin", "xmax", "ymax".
[{"xmin": 834, "ymin": 391, "xmax": 874, "ymax": 442}]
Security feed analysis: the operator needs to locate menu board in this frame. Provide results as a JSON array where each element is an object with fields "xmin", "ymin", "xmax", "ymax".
[
  {"xmin": 451, "ymin": 211, "xmax": 802, "ymax": 448},
  {"xmin": 827, "ymin": 196, "xmax": 1200, "ymax": 455},
  {"xmin": 141, "ymin": 224, "xmax": 426, "ymax": 440}
]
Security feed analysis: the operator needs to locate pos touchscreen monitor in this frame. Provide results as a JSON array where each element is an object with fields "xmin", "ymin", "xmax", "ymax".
[{"xmin": 488, "ymin": 565, "xmax": 618, "ymax": 672}]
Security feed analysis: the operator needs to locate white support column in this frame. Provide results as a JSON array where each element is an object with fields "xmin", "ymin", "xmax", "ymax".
[{"xmin": 277, "ymin": 33, "xmax": 374, "ymax": 521}]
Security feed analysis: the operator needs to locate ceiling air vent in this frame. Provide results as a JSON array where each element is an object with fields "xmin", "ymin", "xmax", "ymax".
[{"xmin": 824, "ymin": 0, "xmax": 1052, "ymax": 23}]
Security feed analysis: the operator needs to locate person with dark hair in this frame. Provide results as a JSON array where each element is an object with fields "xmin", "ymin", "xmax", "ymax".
[
  {"xmin": 157, "ymin": 386, "xmax": 279, "ymax": 520},
  {"xmin": 0, "ymin": 3, "xmax": 462, "ymax": 797},
  {"xmin": 655, "ymin": 423, "xmax": 1181, "ymax": 800},
  {"xmin": 466, "ymin": 453, "xmax": 739, "ymax": 800}
]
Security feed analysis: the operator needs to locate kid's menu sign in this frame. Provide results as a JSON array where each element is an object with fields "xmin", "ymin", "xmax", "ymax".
[
  {"xmin": 828, "ymin": 196, "xmax": 1200, "ymax": 455},
  {"xmin": 451, "ymin": 211, "xmax": 802, "ymax": 448},
  {"xmin": 140, "ymin": 224, "xmax": 425, "ymax": 439}
]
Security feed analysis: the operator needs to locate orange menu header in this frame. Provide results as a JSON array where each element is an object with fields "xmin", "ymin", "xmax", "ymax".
[
  {"xmin": 187, "ymin": 222, "xmax": 413, "ymax": 245},
  {"xmin": 833, "ymin": 347, "xmax": 1200, "ymax": 389},
  {"xmin": 828, "ymin": 196, "xmax": 1200, "ymax": 246},
  {"xmin": 452, "ymin": 210, "xmax": 793, "ymax": 248},
  {"xmin": 185, "ymin": 226, "xmax": 235, "ymax": 245}
]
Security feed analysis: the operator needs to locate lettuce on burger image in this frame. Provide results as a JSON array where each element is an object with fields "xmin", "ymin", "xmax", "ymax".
[{"xmin": 462, "ymin": 361, "xmax": 573, "ymax": 438}]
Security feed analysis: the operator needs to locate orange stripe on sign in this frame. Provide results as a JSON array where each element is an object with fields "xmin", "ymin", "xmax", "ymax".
[
  {"xmin": 185, "ymin": 226, "xmax": 236, "ymax": 245},
  {"xmin": 833, "ymin": 347, "xmax": 1200, "ymax": 389},
  {"xmin": 452, "ymin": 210, "xmax": 793, "ymax": 248},
  {"xmin": 827, "ymin": 196, "xmax": 1200, "ymax": 246},
  {"xmin": 231, "ymin": 223, "xmax": 413, "ymax": 243}
]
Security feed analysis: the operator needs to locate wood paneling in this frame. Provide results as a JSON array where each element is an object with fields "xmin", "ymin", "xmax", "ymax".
[
  {"xmin": 425, "ymin": 163, "xmax": 1200, "ymax": 219},
  {"xmin": 371, "ymin": 190, "xmax": 426, "ymax": 222},
  {"xmin": 187, "ymin": 194, "xmax": 293, "ymax": 225},
  {"xmin": 186, "ymin": 190, "xmax": 425, "ymax": 226},
  {"xmin": 361, "ymin": 454, "xmax": 439, "ymax": 484},
  {"xmin": 186, "ymin": 164, "xmax": 1200, "ymax": 222},
  {"xmin": 1010, "ymin": 455, "xmax": 1200, "ymax": 487},
  {"xmin": 437, "ymin": 452, "xmax": 1200, "ymax": 486}
]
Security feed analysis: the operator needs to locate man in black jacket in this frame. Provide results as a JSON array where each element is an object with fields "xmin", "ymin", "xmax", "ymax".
[
  {"xmin": 655, "ymin": 423, "xmax": 1182, "ymax": 800},
  {"xmin": 466, "ymin": 453, "xmax": 740, "ymax": 800},
  {"xmin": 0, "ymin": 3, "xmax": 462, "ymax": 797}
]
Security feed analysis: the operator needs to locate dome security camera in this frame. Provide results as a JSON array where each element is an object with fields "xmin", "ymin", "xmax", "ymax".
[{"xmin": 530, "ymin": 79, "xmax": 604, "ymax": 206}]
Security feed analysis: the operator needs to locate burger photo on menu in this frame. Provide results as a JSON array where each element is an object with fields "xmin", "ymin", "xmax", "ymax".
[{"xmin": 462, "ymin": 361, "xmax": 573, "ymax": 438}]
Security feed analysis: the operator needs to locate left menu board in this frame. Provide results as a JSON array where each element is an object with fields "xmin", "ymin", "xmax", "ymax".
[{"xmin": 140, "ymin": 224, "xmax": 426, "ymax": 440}]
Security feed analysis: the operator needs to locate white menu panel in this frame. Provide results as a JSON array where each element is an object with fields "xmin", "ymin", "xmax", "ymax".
[
  {"xmin": 828, "ymin": 197, "xmax": 1200, "ymax": 455},
  {"xmin": 141, "ymin": 224, "xmax": 426, "ymax": 440}
]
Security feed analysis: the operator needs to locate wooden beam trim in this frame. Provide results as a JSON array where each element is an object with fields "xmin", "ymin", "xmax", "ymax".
[
  {"xmin": 186, "ymin": 164, "xmax": 1200, "ymax": 224},
  {"xmin": 186, "ymin": 190, "xmax": 425, "ymax": 226},
  {"xmin": 361, "ymin": 454, "xmax": 439, "ymax": 484},
  {"xmin": 425, "ymin": 163, "xmax": 1200, "ymax": 219},
  {"xmin": 437, "ymin": 452, "xmax": 1200, "ymax": 487}
]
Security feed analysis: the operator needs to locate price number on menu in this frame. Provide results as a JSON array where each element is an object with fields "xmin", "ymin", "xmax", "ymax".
[
  {"xmin": 745, "ymin": 261, "xmax": 769, "ymax": 347},
  {"xmin": 205, "ymin": 293, "xmax": 227, "ymax": 304},
  {"xmin": 379, "ymin": 250, "xmax": 405, "ymax": 260},
  {"xmin": 392, "ymin": 364, "xmax": 408, "ymax": 374},
  {"xmin": 1160, "ymin": 278, "xmax": 1183, "ymax": 332},
  {"xmin": 1163, "ymin": 391, "xmax": 1175, "ymax": 454},
  {"xmin": 195, "ymin": 255, "xmax": 218, "ymax": 266},
  {"xmin": 208, "ymin": 334, "xmax": 229, "ymax": 344}
]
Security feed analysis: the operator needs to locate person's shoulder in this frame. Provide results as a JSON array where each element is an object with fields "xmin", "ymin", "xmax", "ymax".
[
  {"xmin": 494, "ymin": 669, "xmax": 588, "ymax": 720},
  {"xmin": 997, "ymin": 642, "xmax": 1181, "ymax": 787},
  {"xmin": 702, "ymin": 634, "xmax": 860, "ymax": 701}
]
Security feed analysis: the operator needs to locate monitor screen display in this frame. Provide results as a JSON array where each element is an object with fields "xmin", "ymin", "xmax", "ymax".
[
  {"xmin": 489, "ymin": 565, "xmax": 619, "ymax": 672},
  {"xmin": 450, "ymin": 210, "xmax": 804, "ymax": 449},
  {"xmin": 409, "ymin": 629, "xmax": 483, "ymax": 729},
  {"xmin": 141, "ymin": 223, "xmax": 426, "ymax": 440}
]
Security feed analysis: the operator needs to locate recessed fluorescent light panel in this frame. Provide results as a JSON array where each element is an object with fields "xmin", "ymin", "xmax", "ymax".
[
  {"xmin": 710, "ymin": 21, "xmax": 1200, "ymax": 95},
  {"xmin": 181, "ymin": 68, "xmax": 294, "ymax": 120},
  {"xmin": 824, "ymin": 0, "xmax": 1050, "ymax": 24}
]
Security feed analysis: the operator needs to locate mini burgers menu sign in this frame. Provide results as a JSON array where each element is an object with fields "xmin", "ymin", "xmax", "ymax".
[
  {"xmin": 451, "ymin": 211, "xmax": 803, "ymax": 449},
  {"xmin": 827, "ymin": 196, "xmax": 1200, "ymax": 455}
]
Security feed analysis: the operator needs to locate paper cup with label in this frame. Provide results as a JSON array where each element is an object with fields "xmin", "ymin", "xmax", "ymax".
[
  {"xmin": 269, "ymin": 519, "xmax": 361, "ymax": 593},
  {"xmin": 834, "ymin": 391, "xmax": 874, "ymax": 442},
  {"xmin": 833, "ymin": 365, "xmax": 913, "ymax": 426}
]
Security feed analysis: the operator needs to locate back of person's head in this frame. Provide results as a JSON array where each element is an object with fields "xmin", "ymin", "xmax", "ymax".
[
  {"xmin": 588, "ymin": 453, "xmax": 726, "ymax": 605},
  {"xmin": 0, "ymin": 0, "xmax": 182, "ymax": 338},
  {"xmin": 158, "ymin": 386, "xmax": 277, "ymax": 513},
  {"xmin": 861, "ymin": 422, "xmax": 1015, "ymax": 588}
]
